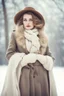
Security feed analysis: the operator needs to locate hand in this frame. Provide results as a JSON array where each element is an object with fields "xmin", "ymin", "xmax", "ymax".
[
  {"xmin": 36, "ymin": 54, "xmax": 46, "ymax": 63},
  {"xmin": 21, "ymin": 53, "xmax": 37, "ymax": 67},
  {"xmin": 36, "ymin": 54, "xmax": 53, "ymax": 70}
]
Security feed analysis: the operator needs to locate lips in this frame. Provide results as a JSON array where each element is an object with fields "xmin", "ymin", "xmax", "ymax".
[{"xmin": 26, "ymin": 25, "xmax": 30, "ymax": 27}]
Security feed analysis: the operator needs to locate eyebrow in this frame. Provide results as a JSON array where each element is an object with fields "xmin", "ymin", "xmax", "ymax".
[{"xmin": 23, "ymin": 18, "xmax": 33, "ymax": 20}]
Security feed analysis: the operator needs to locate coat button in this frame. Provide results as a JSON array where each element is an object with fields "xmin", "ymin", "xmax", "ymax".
[{"xmin": 33, "ymin": 75, "xmax": 35, "ymax": 78}]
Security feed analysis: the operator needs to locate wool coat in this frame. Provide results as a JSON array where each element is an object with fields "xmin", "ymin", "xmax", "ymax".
[{"xmin": 4, "ymin": 25, "xmax": 57, "ymax": 96}]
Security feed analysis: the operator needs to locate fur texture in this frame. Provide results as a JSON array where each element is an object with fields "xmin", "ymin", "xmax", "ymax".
[{"xmin": 15, "ymin": 25, "xmax": 48, "ymax": 54}]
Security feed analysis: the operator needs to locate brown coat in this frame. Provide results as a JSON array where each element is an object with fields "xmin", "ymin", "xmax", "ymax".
[
  {"xmin": 6, "ymin": 25, "xmax": 53, "ymax": 60},
  {"xmin": 6, "ymin": 25, "xmax": 57, "ymax": 96}
]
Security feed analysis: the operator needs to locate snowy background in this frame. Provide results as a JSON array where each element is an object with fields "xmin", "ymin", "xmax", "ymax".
[
  {"xmin": 0, "ymin": 66, "xmax": 64, "ymax": 96},
  {"xmin": 0, "ymin": 0, "xmax": 64, "ymax": 96}
]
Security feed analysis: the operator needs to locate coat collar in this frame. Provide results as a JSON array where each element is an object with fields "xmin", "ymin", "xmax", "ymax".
[{"xmin": 15, "ymin": 25, "xmax": 48, "ymax": 54}]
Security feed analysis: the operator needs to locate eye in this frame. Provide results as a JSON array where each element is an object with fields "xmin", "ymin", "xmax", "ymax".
[
  {"xmin": 23, "ymin": 18, "xmax": 27, "ymax": 21},
  {"xmin": 29, "ymin": 19, "xmax": 33, "ymax": 21}
]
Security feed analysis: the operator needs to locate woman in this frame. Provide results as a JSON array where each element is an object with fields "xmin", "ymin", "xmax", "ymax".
[{"xmin": 1, "ymin": 7, "xmax": 57, "ymax": 96}]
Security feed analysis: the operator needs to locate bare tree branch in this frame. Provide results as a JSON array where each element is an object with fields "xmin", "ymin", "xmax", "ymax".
[
  {"xmin": 62, "ymin": 0, "xmax": 64, "ymax": 4},
  {"xmin": 52, "ymin": 0, "xmax": 64, "ymax": 13},
  {"xmin": 23, "ymin": 0, "xmax": 28, "ymax": 6},
  {"xmin": 12, "ymin": 0, "xmax": 19, "ymax": 10}
]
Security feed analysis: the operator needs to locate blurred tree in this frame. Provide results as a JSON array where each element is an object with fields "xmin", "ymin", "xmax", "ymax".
[
  {"xmin": 2, "ymin": 0, "xmax": 9, "ymax": 50},
  {"xmin": 23, "ymin": 0, "xmax": 28, "ymax": 6},
  {"xmin": 51, "ymin": 0, "xmax": 64, "ymax": 66}
]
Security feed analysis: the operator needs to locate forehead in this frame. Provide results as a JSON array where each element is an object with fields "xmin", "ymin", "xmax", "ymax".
[{"xmin": 23, "ymin": 13, "xmax": 32, "ymax": 19}]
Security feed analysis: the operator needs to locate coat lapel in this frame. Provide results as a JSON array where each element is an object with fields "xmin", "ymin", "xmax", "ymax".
[{"xmin": 15, "ymin": 25, "xmax": 29, "ymax": 53}]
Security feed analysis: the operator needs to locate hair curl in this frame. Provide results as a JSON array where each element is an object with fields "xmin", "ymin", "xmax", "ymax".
[{"xmin": 17, "ymin": 12, "xmax": 45, "ymax": 29}]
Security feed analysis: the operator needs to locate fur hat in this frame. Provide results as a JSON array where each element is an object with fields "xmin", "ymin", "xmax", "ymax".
[{"xmin": 14, "ymin": 7, "xmax": 45, "ymax": 26}]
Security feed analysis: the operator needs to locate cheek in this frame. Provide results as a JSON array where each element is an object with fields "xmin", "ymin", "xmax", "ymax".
[
  {"xmin": 31, "ymin": 22, "xmax": 34, "ymax": 27},
  {"xmin": 23, "ymin": 22, "xmax": 27, "ymax": 27},
  {"xmin": 30, "ymin": 21, "xmax": 33, "ymax": 25}
]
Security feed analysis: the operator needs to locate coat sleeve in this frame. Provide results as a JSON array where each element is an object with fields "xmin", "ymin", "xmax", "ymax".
[
  {"xmin": 45, "ymin": 46, "xmax": 55, "ymax": 61},
  {"xmin": 37, "ymin": 46, "xmax": 55, "ymax": 70},
  {"xmin": 6, "ymin": 32, "xmax": 17, "ymax": 60}
]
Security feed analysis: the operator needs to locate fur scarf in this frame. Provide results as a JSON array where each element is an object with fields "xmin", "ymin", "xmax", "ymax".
[{"xmin": 15, "ymin": 25, "xmax": 48, "ymax": 54}]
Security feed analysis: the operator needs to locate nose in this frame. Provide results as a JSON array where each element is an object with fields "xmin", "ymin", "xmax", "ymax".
[
  {"xmin": 27, "ymin": 20, "xmax": 30, "ymax": 24},
  {"xmin": 26, "ymin": 22, "xmax": 30, "ymax": 26}
]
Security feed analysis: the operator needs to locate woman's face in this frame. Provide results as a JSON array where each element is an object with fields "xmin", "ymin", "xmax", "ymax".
[{"xmin": 23, "ymin": 14, "xmax": 34, "ymax": 30}]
